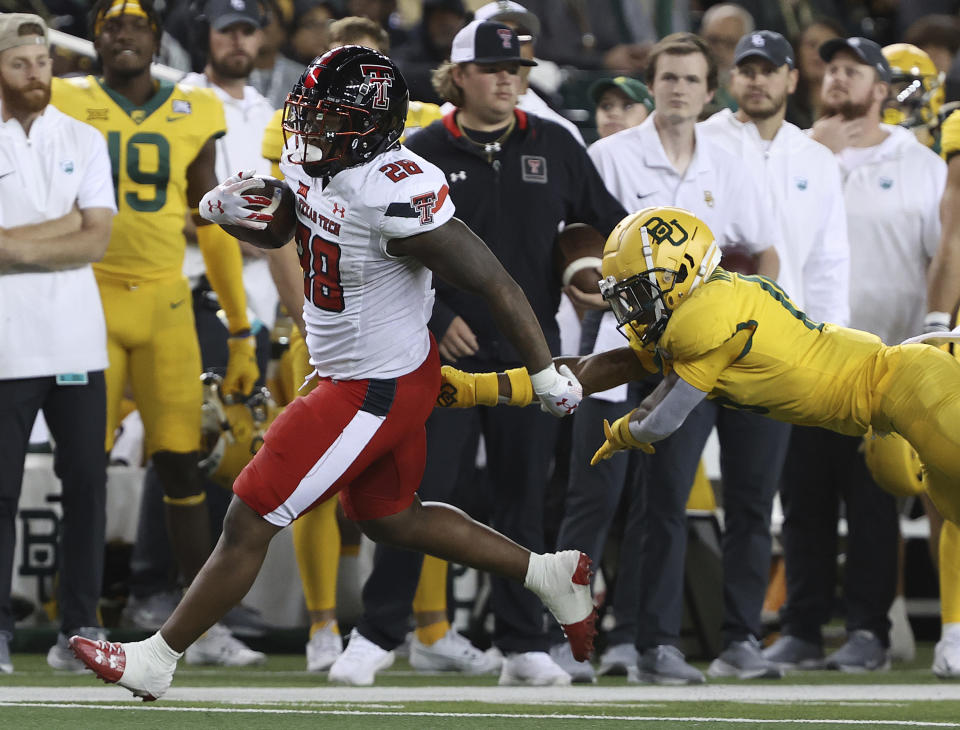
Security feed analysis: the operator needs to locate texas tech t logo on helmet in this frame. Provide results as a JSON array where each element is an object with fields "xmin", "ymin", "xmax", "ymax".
[{"xmin": 359, "ymin": 64, "xmax": 394, "ymax": 110}]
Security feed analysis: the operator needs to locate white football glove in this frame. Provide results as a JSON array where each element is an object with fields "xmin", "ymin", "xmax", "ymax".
[
  {"xmin": 530, "ymin": 363, "xmax": 583, "ymax": 417},
  {"xmin": 199, "ymin": 170, "xmax": 272, "ymax": 230}
]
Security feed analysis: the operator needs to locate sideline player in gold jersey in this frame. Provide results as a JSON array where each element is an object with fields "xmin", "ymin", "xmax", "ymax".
[
  {"xmin": 439, "ymin": 205, "xmax": 960, "ymax": 528},
  {"xmin": 51, "ymin": 0, "xmax": 258, "ymax": 591}
]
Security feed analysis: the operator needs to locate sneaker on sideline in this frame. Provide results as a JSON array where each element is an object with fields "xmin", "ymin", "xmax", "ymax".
[
  {"xmin": 707, "ymin": 636, "xmax": 783, "ymax": 680},
  {"xmin": 0, "ymin": 631, "xmax": 12, "ymax": 674},
  {"xmin": 328, "ymin": 628, "xmax": 394, "ymax": 685},
  {"xmin": 69, "ymin": 635, "xmax": 178, "ymax": 701},
  {"xmin": 524, "ymin": 551, "xmax": 596, "ymax": 661},
  {"xmin": 597, "ymin": 642, "xmax": 638, "ymax": 676},
  {"xmin": 222, "ymin": 603, "xmax": 272, "ymax": 638},
  {"xmin": 549, "ymin": 641, "xmax": 596, "ymax": 683},
  {"xmin": 933, "ymin": 635, "xmax": 960, "ymax": 678},
  {"xmin": 824, "ymin": 630, "xmax": 890, "ymax": 673},
  {"xmin": 306, "ymin": 624, "xmax": 343, "ymax": 672},
  {"xmin": 634, "ymin": 645, "xmax": 705, "ymax": 685},
  {"xmin": 498, "ymin": 650, "xmax": 572, "ymax": 686},
  {"xmin": 48, "ymin": 626, "xmax": 106, "ymax": 672},
  {"xmin": 122, "ymin": 591, "xmax": 180, "ymax": 631},
  {"xmin": 184, "ymin": 623, "xmax": 266, "ymax": 666},
  {"xmin": 410, "ymin": 628, "xmax": 499, "ymax": 674},
  {"xmin": 762, "ymin": 634, "xmax": 825, "ymax": 670}
]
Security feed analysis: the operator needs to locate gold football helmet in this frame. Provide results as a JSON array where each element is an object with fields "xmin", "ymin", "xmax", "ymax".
[
  {"xmin": 600, "ymin": 206, "xmax": 721, "ymax": 344},
  {"xmin": 882, "ymin": 43, "xmax": 943, "ymax": 142},
  {"xmin": 862, "ymin": 428, "xmax": 925, "ymax": 499},
  {"xmin": 199, "ymin": 372, "xmax": 280, "ymax": 489}
]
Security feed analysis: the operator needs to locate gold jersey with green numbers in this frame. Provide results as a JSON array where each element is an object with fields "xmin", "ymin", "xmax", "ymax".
[
  {"xmin": 941, "ymin": 108, "xmax": 960, "ymax": 160},
  {"xmin": 52, "ymin": 76, "xmax": 226, "ymax": 282},
  {"xmin": 634, "ymin": 268, "xmax": 888, "ymax": 436},
  {"xmin": 262, "ymin": 100, "xmax": 443, "ymax": 178}
]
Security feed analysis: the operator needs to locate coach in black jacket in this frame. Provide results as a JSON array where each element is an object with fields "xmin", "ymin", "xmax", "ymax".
[{"xmin": 348, "ymin": 20, "xmax": 626, "ymax": 687}]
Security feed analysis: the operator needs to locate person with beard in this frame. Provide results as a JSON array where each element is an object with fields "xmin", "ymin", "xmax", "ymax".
[
  {"xmin": 761, "ymin": 37, "xmax": 946, "ymax": 673},
  {"xmin": 698, "ymin": 30, "xmax": 850, "ymax": 679},
  {"xmin": 50, "ymin": 0, "xmax": 263, "ymax": 666},
  {"xmin": 0, "ymin": 13, "xmax": 115, "ymax": 673},
  {"xmin": 119, "ymin": 0, "xmax": 280, "ymax": 656}
]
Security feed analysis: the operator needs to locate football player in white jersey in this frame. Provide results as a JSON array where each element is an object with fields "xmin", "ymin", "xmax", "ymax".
[{"xmin": 69, "ymin": 46, "xmax": 594, "ymax": 699}]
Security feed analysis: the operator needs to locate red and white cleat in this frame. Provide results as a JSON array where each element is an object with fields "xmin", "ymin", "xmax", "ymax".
[
  {"xmin": 69, "ymin": 636, "xmax": 176, "ymax": 701},
  {"xmin": 526, "ymin": 550, "xmax": 597, "ymax": 662}
]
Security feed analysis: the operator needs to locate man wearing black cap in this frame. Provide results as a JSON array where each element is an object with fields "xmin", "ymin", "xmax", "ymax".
[
  {"xmin": 330, "ymin": 20, "xmax": 626, "ymax": 687},
  {"xmin": 763, "ymin": 36, "xmax": 947, "ymax": 672},
  {"xmin": 699, "ymin": 29, "xmax": 850, "ymax": 680}
]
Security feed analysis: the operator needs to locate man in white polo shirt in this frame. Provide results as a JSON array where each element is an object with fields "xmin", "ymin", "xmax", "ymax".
[
  {"xmin": 0, "ymin": 13, "xmax": 115, "ymax": 673},
  {"xmin": 555, "ymin": 32, "xmax": 781, "ymax": 684},
  {"xmin": 698, "ymin": 30, "xmax": 850, "ymax": 680}
]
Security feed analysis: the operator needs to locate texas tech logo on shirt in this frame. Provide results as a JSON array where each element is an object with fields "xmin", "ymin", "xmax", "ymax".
[{"xmin": 360, "ymin": 65, "xmax": 394, "ymax": 110}]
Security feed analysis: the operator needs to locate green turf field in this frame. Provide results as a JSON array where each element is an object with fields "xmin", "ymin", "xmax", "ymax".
[{"xmin": 4, "ymin": 645, "xmax": 960, "ymax": 728}]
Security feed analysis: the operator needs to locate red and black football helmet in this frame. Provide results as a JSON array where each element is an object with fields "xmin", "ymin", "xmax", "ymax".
[{"xmin": 282, "ymin": 46, "xmax": 408, "ymax": 177}]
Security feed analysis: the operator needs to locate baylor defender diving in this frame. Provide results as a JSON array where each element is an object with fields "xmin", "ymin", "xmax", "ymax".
[{"xmin": 440, "ymin": 206, "xmax": 960, "ymax": 527}]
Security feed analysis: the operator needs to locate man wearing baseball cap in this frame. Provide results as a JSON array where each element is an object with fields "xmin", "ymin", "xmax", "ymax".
[
  {"xmin": 343, "ymin": 19, "xmax": 626, "ymax": 687},
  {"xmin": 589, "ymin": 76, "xmax": 653, "ymax": 139},
  {"xmin": 699, "ymin": 29, "xmax": 850, "ymax": 679},
  {"xmin": 470, "ymin": 2, "xmax": 585, "ymax": 145},
  {"xmin": 0, "ymin": 12, "xmax": 116, "ymax": 674},
  {"xmin": 765, "ymin": 34, "xmax": 946, "ymax": 673}
]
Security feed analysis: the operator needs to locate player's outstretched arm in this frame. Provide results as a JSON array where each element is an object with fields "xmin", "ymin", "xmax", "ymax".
[
  {"xmin": 390, "ymin": 217, "xmax": 582, "ymax": 416},
  {"xmin": 436, "ymin": 347, "xmax": 648, "ymax": 408},
  {"xmin": 591, "ymin": 372, "xmax": 708, "ymax": 464}
]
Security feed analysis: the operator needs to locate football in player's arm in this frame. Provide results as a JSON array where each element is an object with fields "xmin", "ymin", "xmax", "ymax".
[{"xmin": 439, "ymin": 206, "xmax": 960, "ymax": 525}]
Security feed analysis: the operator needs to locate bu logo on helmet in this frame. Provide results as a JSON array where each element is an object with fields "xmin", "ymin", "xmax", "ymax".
[
  {"xmin": 359, "ymin": 64, "xmax": 394, "ymax": 110},
  {"xmin": 641, "ymin": 215, "xmax": 690, "ymax": 247}
]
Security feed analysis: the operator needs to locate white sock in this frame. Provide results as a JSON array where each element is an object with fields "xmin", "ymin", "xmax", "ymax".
[
  {"xmin": 523, "ymin": 552, "xmax": 548, "ymax": 593},
  {"xmin": 146, "ymin": 632, "xmax": 184, "ymax": 664},
  {"xmin": 943, "ymin": 623, "xmax": 960, "ymax": 642}
]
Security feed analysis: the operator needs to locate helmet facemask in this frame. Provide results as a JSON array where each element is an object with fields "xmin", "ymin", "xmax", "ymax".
[
  {"xmin": 601, "ymin": 226, "xmax": 677, "ymax": 345},
  {"xmin": 282, "ymin": 96, "xmax": 378, "ymax": 177}
]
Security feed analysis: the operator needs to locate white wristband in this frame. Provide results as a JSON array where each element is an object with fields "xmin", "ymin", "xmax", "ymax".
[
  {"xmin": 561, "ymin": 256, "xmax": 602, "ymax": 287},
  {"xmin": 529, "ymin": 364, "xmax": 558, "ymax": 393},
  {"xmin": 925, "ymin": 311, "xmax": 952, "ymax": 329}
]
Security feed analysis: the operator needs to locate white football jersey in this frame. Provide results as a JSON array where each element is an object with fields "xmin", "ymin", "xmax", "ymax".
[{"xmin": 280, "ymin": 145, "xmax": 455, "ymax": 379}]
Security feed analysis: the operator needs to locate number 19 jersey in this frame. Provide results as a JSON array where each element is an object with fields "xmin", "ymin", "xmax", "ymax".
[
  {"xmin": 52, "ymin": 76, "xmax": 226, "ymax": 282},
  {"xmin": 280, "ymin": 145, "xmax": 455, "ymax": 380}
]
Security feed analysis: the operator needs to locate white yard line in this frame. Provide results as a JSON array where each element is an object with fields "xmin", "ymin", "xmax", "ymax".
[
  {"xmin": 1, "ymin": 701, "xmax": 959, "ymax": 726},
  {"xmin": 3, "ymin": 685, "xmax": 960, "ymax": 703}
]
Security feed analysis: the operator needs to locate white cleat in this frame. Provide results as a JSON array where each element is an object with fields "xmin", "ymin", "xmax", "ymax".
[
  {"xmin": 328, "ymin": 628, "xmax": 394, "ymax": 686},
  {"xmin": 69, "ymin": 635, "xmax": 178, "ymax": 701},
  {"xmin": 184, "ymin": 623, "xmax": 266, "ymax": 667},
  {"xmin": 524, "ymin": 551, "xmax": 597, "ymax": 662},
  {"xmin": 498, "ymin": 651, "xmax": 572, "ymax": 686},
  {"xmin": 933, "ymin": 636, "xmax": 960, "ymax": 678},
  {"xmin": 306, "ymin": 624, "xmax": 343, "ymax": 672},
  {"xmin": 410, "ymin": 628, "xmax": 499, "ymax": 674}
]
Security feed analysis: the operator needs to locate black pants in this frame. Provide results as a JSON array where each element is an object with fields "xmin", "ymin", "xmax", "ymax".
[
  {"xmin": 778, "ymin": 426, "xmax": 898, "ymax": 645},
  {"xmin": 0, "ymin": 372, "xmax": 106, "ymax": 636},
  {"xmin": 357, "ymin": 403, "xmax": 560, "ymax": 653},
  {"xmin": 637, "ymin": 400, "xmax": 790, "ymax": 650}
]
